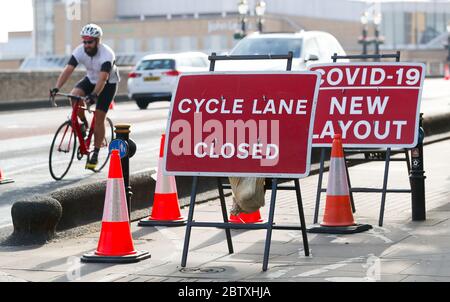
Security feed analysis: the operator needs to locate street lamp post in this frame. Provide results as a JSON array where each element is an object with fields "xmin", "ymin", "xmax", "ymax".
[
  {"xmin": 359, "ymin": 12, "xmax": 370, "ymax": 56},
  {"xmin": 358, "ymin": 10, "xmax": 384, "ymax": 58},
  {"xmin": 255, "ymin": 1, "xmax": 266, "ymax": 32},
  {"xmin": 238, "ymin": 0, "xmax": 249, "ymax": 38},
  {"xmin": 373, "ymin": 12, "xmax": 383, "ymax": 58}
]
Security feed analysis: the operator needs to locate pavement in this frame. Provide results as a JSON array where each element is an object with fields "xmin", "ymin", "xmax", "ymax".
[
  {"xmin": 0, "ymin": 137, "xmax": 449, "ymax": 283},
  {"xmin": 1, "ymin": 78, "xmax": 449, "ymax": 229}
]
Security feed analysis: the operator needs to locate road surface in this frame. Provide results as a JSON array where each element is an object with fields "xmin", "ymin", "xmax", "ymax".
[{"xmin": 0, "ymin": 101, "xmax": 170, "ymax": 227}]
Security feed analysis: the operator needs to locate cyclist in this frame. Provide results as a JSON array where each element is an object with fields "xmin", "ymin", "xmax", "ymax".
[{"xmin": 50, "ymin": 23, "xmax": 120, "ymax": 170}]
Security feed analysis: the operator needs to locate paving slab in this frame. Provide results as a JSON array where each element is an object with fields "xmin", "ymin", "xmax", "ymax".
[
  {"xmin": 0, "ymin": 139, "xmax": 450, "ymax": 282},
  {"xmin": 400, "ymin": 275, "xmax": 450, "ymax": 282}
]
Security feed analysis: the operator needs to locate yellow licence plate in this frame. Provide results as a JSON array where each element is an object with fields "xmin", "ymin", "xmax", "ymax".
[{"xmin": 144, "ymin": 76, "xmax": 160, "ymax": 81}]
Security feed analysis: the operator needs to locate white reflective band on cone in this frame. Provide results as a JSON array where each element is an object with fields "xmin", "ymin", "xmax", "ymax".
[
  {"xmin": 327, "ymin": 157, "xmax": 350, "ymax": 196},
  {"xmin": 155, "ymin": 157, "xmax": 177, "ymax": 194},
  {"xmin": 102, "ymin": 179, "xmax": 129, "ymax": 222}
]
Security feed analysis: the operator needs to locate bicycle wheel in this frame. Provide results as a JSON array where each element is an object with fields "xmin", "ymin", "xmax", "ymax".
[
  {"xmin": 94, "ymin": 117, "xmax": 114, "ymax": 172},
  {"xmin": 49, "ymin": 121, "xmax": 77, "ymax": 180}
]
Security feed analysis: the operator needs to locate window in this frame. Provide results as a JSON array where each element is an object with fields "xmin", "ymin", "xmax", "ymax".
[
  {"xmin": 147, "ymin": 37, "xmax": 170, "ymax": 52},
  {"xmin": 314, "ymin": 35, "xmax": 345, "ymax": 61},
  {"xmin": 302, "ymin": 38, "xmax": 320, "ymax": 58},
  {"xmin": 137, "ymin": 59, "xmax": 175, "ymax": 70},
  {"xmin": 230, "ymin": 38, "xmax": 303, "ymax": 58},
  {"xmin": 173, "ymin": 36, "xmax": 198, "ymax": 51},
  {"xmin": 118, "ymin": 38, "xmax": 138, "ymax": 53},
  {"xmin": 203, "ymin": 35, "xmax": 229, "ymax": 53}
]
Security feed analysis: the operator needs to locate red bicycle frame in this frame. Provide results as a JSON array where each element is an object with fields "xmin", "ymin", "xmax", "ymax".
[{"xmin": 71, "ymin": 99, "xmax": 96, "ymax": 155}]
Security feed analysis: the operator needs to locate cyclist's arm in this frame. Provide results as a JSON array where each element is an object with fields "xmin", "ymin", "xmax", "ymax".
[
  {"xmin": 91, "ymin": 62, "xmax": 112, "ymax": 96},
  {"xmin": 55, "ymin": 56, "xmax": 77, "ymax": 90}
]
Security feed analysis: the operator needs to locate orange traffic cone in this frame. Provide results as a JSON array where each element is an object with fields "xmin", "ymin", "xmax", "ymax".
[
  {"xmin": 308, "ymin": 134, "xmax": 372, "ymax": 234},
  {"xmin": 81, "ymin": 150, "xmax": 151, "ymax": 263},
  {"xmin": 0, "ymin": 167, "xmax": 14, "ymax": 185},
  {"xmin": 138, "ymin": 134, "xmax": 187, "ymax": 227},
  {"xmin": 109, "ymin": 100, "xmax": 116, "ymax": 110},
  {"xmin": 229, "ymin": 210, "xmax": 264, "ymax": 224},
  {"xmin": 444, "ymin": 64, "xmax": 450, "ymax": 80}
]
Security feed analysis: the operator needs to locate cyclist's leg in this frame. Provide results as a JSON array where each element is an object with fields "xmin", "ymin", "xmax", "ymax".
[
  {"xmin": 93, "ymin": 110, "xmax": 107, "ymax": 149},
  {"xmin": 86, "ymin": 83, "xmax": 117, "ymax": 170},
  {"xmin": 93, "ymin": 83, "xmax": 117, "ymax": 149},
  {"xmin": 73, "ymin": 77, "xmax": 94, "ymax": 122},
  {"xmin": 70, "ymin": 88, "xmax": 86, "ymax": 121}
]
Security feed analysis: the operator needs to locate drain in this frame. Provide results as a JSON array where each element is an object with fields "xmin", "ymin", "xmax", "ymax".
[{"xmin": 179, "ymin": 267, "xmax": 226, "ymax": 274}]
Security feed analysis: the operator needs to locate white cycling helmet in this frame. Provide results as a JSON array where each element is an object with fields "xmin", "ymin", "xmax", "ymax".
[{"xmin": 80, "ymin": 24, "xmax": 103, "ymax": 38}]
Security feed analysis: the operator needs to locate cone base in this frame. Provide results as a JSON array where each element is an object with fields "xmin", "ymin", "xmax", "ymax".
[
  {"xmin": 138, "ymin": 217, "xmax": 187, "ymax": 227},
  {"xmin": 229, "ymin": 211, "xmax": 264, "ymax": 224},
  {"xmin": 81, "ymin": 250, "xmax": 151, "ymax": 263},
  {"xmin": 307, "ymin": 223, "xmax": 372, "ymax": 234},
  {"xmin": 229, "ymin": 216, "xmax": 265, "ymax": 224},
  {"xmin": 0, "ymin": 178, "xmax": 14, "ymax": 185}
]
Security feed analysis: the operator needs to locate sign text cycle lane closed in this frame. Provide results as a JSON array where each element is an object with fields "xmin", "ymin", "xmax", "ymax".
[
  {"xmin": 163, "ymin": 72, "xmax": 321, "ymax": 178},
  {"xmin": 309, "ymin": 63, "xmax": 426, "ymax": 148}
]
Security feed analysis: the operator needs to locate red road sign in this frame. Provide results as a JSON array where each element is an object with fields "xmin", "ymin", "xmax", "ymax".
[
  {"xmin": 163, "ymin": 72, "xmax": 321, "ymax": 178},
  {"xmin": 309, "ymin": 63, "xmax": 425, "ymax": 148}
]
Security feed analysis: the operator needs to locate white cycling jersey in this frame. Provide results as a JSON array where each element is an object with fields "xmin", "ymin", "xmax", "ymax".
[{"xmin": 71, "ymin": 43, "xmax": 120, "ymax": 84}]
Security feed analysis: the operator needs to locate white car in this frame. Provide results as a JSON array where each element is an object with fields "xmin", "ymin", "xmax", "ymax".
[
  {"xmin": 215, "ymin": 31, "xmax": 347, "ymax": 71},
  {"xmin": 127, "ymin": 52, "xmax": 209, "ymax": 109}
]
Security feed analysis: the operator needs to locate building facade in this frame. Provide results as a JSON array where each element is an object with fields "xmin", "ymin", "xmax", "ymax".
[
  {"xmin": 0, "ymin": 31, "xmax": 33, "ymax": 69},
  {"xmin": 26, "ymin": 0, "xmax": 450, "ymax": 73}
]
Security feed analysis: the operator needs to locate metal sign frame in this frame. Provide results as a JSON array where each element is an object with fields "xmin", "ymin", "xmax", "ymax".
[
  {"xmin": 312, "ymin": 52, "xmax": 415, "ymax": 227},
  {"xmin": 179, "ymin": 52, "xmax": 310, "ymax": 272}
]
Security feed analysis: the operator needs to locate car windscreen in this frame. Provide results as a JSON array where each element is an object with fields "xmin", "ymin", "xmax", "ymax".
[
  {"xmin": 230, "ymin": 38, "xmax": 303, "ymax": 58},
  {"xmin": 136, "ymin": 59, "xmax": 175, "ymax": 70}
]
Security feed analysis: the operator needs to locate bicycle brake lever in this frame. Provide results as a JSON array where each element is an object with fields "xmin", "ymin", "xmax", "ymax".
[{"xmin": 50, "ymin": 96, "xmax": 57, "ymax": 108}]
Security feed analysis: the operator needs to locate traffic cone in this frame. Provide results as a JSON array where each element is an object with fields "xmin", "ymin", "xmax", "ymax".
[
  {"xmin": 444, "ymin": 64, "xmax": 450, "ymax": 80},
  {"xmin": 229, "ymin": 210, "xmax": 264, "ymax": 224},
  {"xmin": 0, "ymin": 167, "xmax": 14, "ymax": 185},
  {"xmin": 81, "ymin": 150, "xmax": 151, "ymax": 263},
  {"xmin": 308, "ymin": 134, "xmax": 372, "ymax": 234},
  {"xmin": 109, "ymin": 100, "xmax": 116, "ymax": 110},
  {"xmin": 138, "ymin": 134, "xmax": 187, "ymax": 227}
]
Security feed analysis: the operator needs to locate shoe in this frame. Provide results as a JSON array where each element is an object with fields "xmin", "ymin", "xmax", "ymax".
[{"xmin": 85, "ymin": 152, "xmax": 98, "ymax": 170}]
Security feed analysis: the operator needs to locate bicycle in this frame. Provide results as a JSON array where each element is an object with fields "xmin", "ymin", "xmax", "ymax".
[{"xmin": 49, "ymin": 92, "xmax": 114, "ymax": 181}]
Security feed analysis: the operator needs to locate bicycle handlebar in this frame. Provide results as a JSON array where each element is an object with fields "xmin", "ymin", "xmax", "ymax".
[
  {"xmin": 55, "ymin": 93, "xmax": 87, "ymax": 101},
  {"xmin": 49, "ymin": 92, "xmax": 93, "ymax": 113}
]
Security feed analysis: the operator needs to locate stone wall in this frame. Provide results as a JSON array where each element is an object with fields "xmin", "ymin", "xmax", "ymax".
[{"xmin": 0, "ymin": 68, "xmax": 131, "ymax": 102}]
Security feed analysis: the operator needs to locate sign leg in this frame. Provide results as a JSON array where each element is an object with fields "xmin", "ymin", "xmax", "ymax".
[
  {"xmin": 379, "ymin": 148, "xmax": 391, "ymax": 227},
  {"xmin": 181, "ymin": 176, "xmax": 199, "ymax": 267},
  {"xmin": 217, "ymin": 177, "xmax": 234, "ymax": 254},
  {"xmin": 295, "ymin": 179, "xmax": 309, "ymax": 256},
  {"xmin": 262, "ymin": 178, "xmax": 278, "ymax": 271},
  {"xmin": 344, "ymin": 151, "xmax": 356, "ymax": 213},
  {"xmin": 314, "ymin": 148, "xmax": 326, "ymax": 224}
]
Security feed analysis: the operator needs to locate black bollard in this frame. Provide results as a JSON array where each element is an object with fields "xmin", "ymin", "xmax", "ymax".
[
  {"xmin": 114, "ymin": 124, "xmax": 137, "ymax": 220},
  {"xmin": 410, "ymin": 113, "xmax": 426, "ymax": 221}
]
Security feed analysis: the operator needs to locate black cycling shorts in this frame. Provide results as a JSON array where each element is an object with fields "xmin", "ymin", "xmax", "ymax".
[{"xmin": 75, "ymin": 77, "xmax": 117, "ymax": 113}]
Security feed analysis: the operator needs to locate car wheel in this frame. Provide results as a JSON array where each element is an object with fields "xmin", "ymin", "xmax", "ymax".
[{"xmin": 136, "ymin": 99, "xmax": 150, "ymax": 110}]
